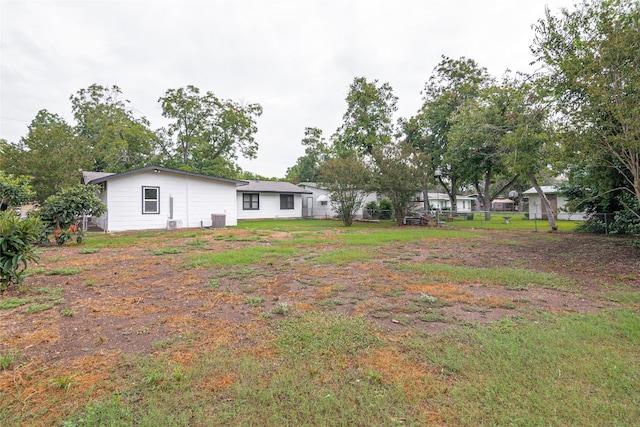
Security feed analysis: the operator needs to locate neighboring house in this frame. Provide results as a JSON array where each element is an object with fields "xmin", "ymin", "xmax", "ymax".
[
  {"xmin": 425, "ymin": 192, "xmax": 475, "ymax": 213},
  {"xmin": 236, "ymin": 180, "xmax": 312, "ymax": 220},
  {"xmin": 297, "ymin": 182, "xmax": 379, "ymax": 219},
  {"xmin": 82, "ymin": 166, "xmax": 244, "ymax": 232},
  {"xmin": 523, "ymin": 186, "xmax": 586, "ymax": 220}
]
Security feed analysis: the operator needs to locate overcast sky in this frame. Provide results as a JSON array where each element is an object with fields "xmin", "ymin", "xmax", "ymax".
[{"xmin": 1, "ymin": 0, "xmax": 576, "ymax": 177}]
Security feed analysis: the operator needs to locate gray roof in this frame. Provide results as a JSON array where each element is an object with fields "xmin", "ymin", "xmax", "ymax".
[
  {"xmin": 82, "ymin": 171, "xmax": 114, "ymax": 184},
  {"xmin": 83, "ymin": 166, "xmax": 247, "ymax": 185},
  {"xmin": 237, "ymin": 180, "xmax": 312, "ymax": 194}
]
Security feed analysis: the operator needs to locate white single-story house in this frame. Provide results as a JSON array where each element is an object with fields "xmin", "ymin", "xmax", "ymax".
[
  {"xmin": 236, "ymin": 180, "xmax": 313, "ymax": 220},
  {"xmin": 425, "ymin": 192, "xmax": 475, "ymax": 213},
  {"xmin": 82, "ymin": 166, "xmax": 244, "ymax": 232},
  {"xmin": 523, "ymin": 186, "xmax": 586, "ymax": 220},
  {"xmin": 297, "ymin": 182, "xmax": 379, "ymax": 219}
]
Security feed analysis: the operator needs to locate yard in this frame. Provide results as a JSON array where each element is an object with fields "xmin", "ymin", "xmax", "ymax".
[{"xmin": 1, "ymin": 219, "xmax": 639, "ymax": 426}]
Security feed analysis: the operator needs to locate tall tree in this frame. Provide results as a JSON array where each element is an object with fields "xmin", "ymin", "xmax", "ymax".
[
  {"xmin": 500, "ymin": 76, "xmax": 560, "ymax": 229},
  {"xmin": 285, "ymin": 127, "xmax": 329, "ymax": 183},
  {"xmin": 334, "ymin": 77, "xmax": 397, "ymax": 157},
  {"xmin": 447, "ymin": 78, "xmax": 520, "ymax": 220},
  {"xmin": 71, "ymin": 84, "xmax": 157, "ymax": 172},
  {"xmin": 1, "ymin": 110, "xmax": 92, "ymax": 203},
  {"xmin": 532, "ymin": 0, "xmax": 640, "ymax": 218},
  {"xmin": 158, "ymin": 85, "xmax": 262, "ymax": 176},
  {"xmin": 416, "ymin": 56, "xmax": 492, "ymax": 212}
]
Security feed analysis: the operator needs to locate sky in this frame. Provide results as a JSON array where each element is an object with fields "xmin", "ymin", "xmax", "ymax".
[{"xmin": 1, "ymin": 0, "xmax": 576, "ymax": 178}]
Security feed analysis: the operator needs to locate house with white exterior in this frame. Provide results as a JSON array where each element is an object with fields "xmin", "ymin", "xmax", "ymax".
[
  {"xmin": 523, "ymin": 186, "xmax": 587, "ymax": 220},
  {"xmin": 297, "ymin": 182, "xmax": 379, "ymax": 219},
  {"xmin": 236, "ymin": 180, "xmax": 313, "ymax": 220},
  {"xmin": 425, "ymin": 192, "xmax": 475, "ymax": 213},
  {"xmin": 82, "ymin": 166, "xmax": 243, "ymax": 232}
]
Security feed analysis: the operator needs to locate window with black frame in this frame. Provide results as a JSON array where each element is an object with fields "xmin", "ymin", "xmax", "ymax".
[
  {"xmin": 243, "ymin": 193, "xmax": 260, "ymax": 210},
  {"xmin": 280, "ymin": 194, "xmax": 294, "ymax": 210}
]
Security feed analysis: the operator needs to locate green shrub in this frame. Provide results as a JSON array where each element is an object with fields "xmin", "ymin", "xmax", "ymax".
[
  {"xmin": 38, "ymin": 184, "xmax": 105, "ymax": 245},
  {"xmin": 0, "ymin": 211, "xmax": 43, "ymax": 290},
  {"xmin": 378, "ymin": 198, "xmax": 393, "ymax": 220}
]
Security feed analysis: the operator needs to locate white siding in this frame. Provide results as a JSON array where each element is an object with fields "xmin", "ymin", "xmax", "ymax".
[
  {"xmin": 526, "ymin": 193, "xmax": 586, "ymax": 220},
  {"xmin": 97, "ymin": 170, "xmax": 237, "ymax": 232},
  {"xmin": 237, "ymin": 193, "xmax": 304, "ymax": 220}
]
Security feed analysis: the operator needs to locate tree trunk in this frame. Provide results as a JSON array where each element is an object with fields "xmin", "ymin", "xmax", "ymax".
[
  {"xmin": 528, "ymin": 172, "xmax": 557, "ymax": 231},
  {"xmin": 422, "ymin": 189, "xmax": 430, "ymax": 211},
  {"xmin": 482, "ymin": 172, "xmax": 492, "ymax": 221},
  {"xmin": 437, "ymin": 175, "xmax": 457, "ymax": 212}
]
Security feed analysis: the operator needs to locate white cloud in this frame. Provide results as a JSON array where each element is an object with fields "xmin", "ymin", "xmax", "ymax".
[{"xmin": 1, "ymin": 0, "xmax": 575, "ymax": 177}]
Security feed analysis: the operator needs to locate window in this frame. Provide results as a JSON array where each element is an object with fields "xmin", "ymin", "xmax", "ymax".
[
  {"xmin": 142, "ymin": 186, "xmax": 160, "ymax": 214},
  {"xmin": 243, "ymin": 193, "xmax": 259, "ymax": 210},
  {"xmin": 280, "ymin": 194, "xmax": 294, "ymax": 210}
]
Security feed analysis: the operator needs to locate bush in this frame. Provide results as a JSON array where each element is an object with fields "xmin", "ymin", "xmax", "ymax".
[
  {"xmin": 0, "ymin": 211, "xmax": 43, "ymax": 290},
  {"xmin": 378, "ymin": 198, "xmax": 393, "ymax": 220},
  {"xmin": 38, "ymin": 185, "xmax": 105, "ymax": 245}
]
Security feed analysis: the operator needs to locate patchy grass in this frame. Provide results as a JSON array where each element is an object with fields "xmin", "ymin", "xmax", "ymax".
[
  {"xmin": 184, "ymin": 244, "xmax": 297, "ymax": 268},
  {"xmin": 405, "ymin": 310, "xmax": 640, "ymax": 425},
  {"xmin": 2, "ymin": 220, "xmax": 638, "ymax": 426},
  {"xmin": 0, "ymin": 297, "xmax": 33, "ymax": 310},
  {"xmin": 399, "ymin": 263, "xmax": 576, "ymax": 291},
  {"xmin": 151, "ymin": 247, "xmax": 182, "ymax": 255},
  {"xmin": 444, "ymin": 214, "xmax": 583, "ymax": 232},
  {"xmin": 45, "ymin": 267, "xmax": 82, "ymax": 276}
]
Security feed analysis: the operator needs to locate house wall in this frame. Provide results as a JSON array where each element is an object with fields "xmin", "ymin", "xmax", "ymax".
[
  {"xmin": 299, "ymin": 187, "xmax": 334, "ymax": 218},
  {"xmin": 526, "ymin": 193, "xmax": 586, "ymax": 220},
  {"xmin": 300, "ymin": 186, "xmax": 378, "ymax": 219},
  {"xmin": 236, "ymin": 192, "xmax": 304, "ymax": 220},
  {"xmin": 97, "ymin": 170, "xmax": 238, "ymax": 232}
]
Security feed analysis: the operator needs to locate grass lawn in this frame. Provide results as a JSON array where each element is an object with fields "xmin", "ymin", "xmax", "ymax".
[{"xmin": 1, "ymin": 219, "xmax": 638, "ymax": 426}]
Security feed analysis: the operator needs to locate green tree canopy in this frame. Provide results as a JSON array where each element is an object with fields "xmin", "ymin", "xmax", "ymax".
[
  {"xmin": 334, "ymin": 77, "xmax": 397, "ymax": 157},
  {"xmin": 71, "ymin": 84, "xmax": 158, "ymax": 172},
  {"xmin": 532, "ymin": 0, "xmax": 640, "ymax": 218},
  {"xmin": 416, "ymin": 56, "xmax": 492, "ymax": 212},
  {"xmin": 158, "ymin": 85, "xmax": 262, "ymax": 177},
  {"xmin": 285, "ymin": 127, "xmax": 329, "ymax": 183},
  {"xmin": 319, "ymin": 155, "xmax": 372, "ymax": 227},
  {"xmin": 372, "ymin": 141, "xmax": 431, "ymax": 226},
  {"xmin": 1, "ymin": 110, "xmax": 92, "ymax": 203},
  {"xmin": 0, "ymin": 171, "xmax": 34, "ymax": 211}
]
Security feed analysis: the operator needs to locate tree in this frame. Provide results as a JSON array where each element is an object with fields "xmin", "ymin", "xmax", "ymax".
[
  {"xmin": 331, "ymin": 77, "xmax": 436, "ymax": 226},
  {"xmin": 285, "ymin": 127, "xmax": 329, "ymax": 183},
  {"xmin": 0, "ymin": 172, "xmax": 34, "ymax": 211},
  {"xmin": 502, "ymin": 76, "xmax": 559, "ymax": 230},
  {"xmin": 1, "ymin": 110, "xmax": 92, "ymax": 203},
  {"xmin": 372, "ymin": 141, "xmax": 431, "ymax": 226},
  {"xmin": 447, "ymin": 78, "xmax": 520, "ymax": 220},
  {"xmin": 416, "ymin": 56, "xmax": 492, "ymax": 212},
  {"xmin": 38, "ymin": 184, "xmax": 106, "ymax": 244},
  {"xmin": 334, "ymin": 77, "xmax": 397, "ymax": 156},
  {"xmin": 532, "ymin": 0, "xmax": 640, "ymax": 219},
  {"xmin": 319, "ymin": 155, "xmax": 371, "ymax": 227},
  {"xmin": 71, "ymin": 84, "xmax": 158, "ymax": 172},
  {"xmin": 158, "ymin": 85, "xmax": 262, "ymax": 176}
]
